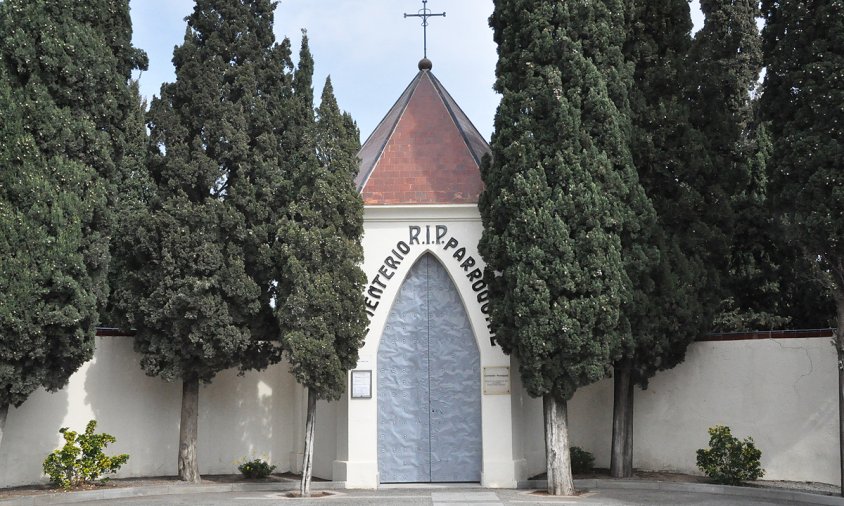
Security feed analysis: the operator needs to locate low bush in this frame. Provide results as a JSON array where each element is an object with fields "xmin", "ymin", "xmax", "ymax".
[
  {"xmin": 570, "ymin": 446, "xmax": 595, "ymax": 474},
  {"xmin": 696, "ymin": 425, "xmax": 764, "ymax": 485},
  {"xmin": 237, "ymin": 458, "xmax": 276, "ymax": 479},
  {"xmin": 42, "ymin": 420, "xmax": 129, "ymax": 489}
]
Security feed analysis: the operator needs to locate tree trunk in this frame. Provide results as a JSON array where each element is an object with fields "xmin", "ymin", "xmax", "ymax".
[
  {"xmin": 836, "ymin": 295, "xmax": 844, "ymax": 497},
  {"xmin": 178, "ymin": 377, "xmax": 201, "ymax": 483},
  {"xmin": 544, "ymin": 394, "xmax": 575, "ymax": 495},
  {"xmin": 625, "ymin": 381, "xmax": 633, "ymax": 478},
  {"xmin": 300, "ymin": 387, "xmax": 317, "ymax": 497},
  {"xmin": 610, "ymin": 363, "xmax": 634, "ymax": 478},
  {"xmin": 0, "ymin": 403, "xmax": 8, "ymax": 451}
]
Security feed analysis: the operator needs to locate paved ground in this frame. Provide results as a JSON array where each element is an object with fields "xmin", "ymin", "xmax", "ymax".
[{"xmin": 65, "ymin": 486, "xmax": 822, "ymax": 505}]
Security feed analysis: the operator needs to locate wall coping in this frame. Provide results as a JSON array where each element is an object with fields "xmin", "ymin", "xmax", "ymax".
[
  {"xmin": 698, "ymin": 329, "xmax": 834, "ymax": 342},
  {"xmin": 95, "ymin": 328, "xmax": 836, "ymax": 341}
]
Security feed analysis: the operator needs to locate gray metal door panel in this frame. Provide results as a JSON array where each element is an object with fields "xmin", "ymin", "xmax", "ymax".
[
  {"xmin": 377, "ymin": 259, "xmax": 430, "ymax": 483},
  {"xmin": 428, "ymin": 259, "xmax": 482, "ymax": 482},
  {"xmin": 378, "ymin": 254, "xmax": 481, "ymax": 483}
]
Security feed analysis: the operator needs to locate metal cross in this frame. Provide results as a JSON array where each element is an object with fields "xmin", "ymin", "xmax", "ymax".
[{"xmin": 404, "ymin": 0, "xmax": 446, "ymax": 59}]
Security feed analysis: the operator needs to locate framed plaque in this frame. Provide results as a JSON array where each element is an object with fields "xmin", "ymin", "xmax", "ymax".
[
  {"xmin": 350, "ymin": 370, "xmax": 372, "ymax": 399},
  {"xmin": 483, "ymin": 366, "xmax": 510, "ymax": 395}
]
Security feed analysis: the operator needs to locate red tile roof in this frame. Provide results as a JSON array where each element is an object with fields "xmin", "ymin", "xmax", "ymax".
[{"xmin": 356, "ymin": 69, "xmax": 490, "ymax": 205}]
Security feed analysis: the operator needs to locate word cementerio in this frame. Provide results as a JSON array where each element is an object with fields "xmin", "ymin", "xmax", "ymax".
[{"xmin": 364, "ymin": 225, "xmax": 492, "ymax": 338}]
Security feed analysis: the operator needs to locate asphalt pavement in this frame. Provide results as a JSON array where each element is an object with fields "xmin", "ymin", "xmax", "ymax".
[{"xmin": 60, "ymin": 484, "xmax": 843, "ymax": 506}]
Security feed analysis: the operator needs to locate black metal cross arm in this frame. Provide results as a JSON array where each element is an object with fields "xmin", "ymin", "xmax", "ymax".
[{"xmin": 404, "ymin": 0, "xmax": 446, "ymax": 59}]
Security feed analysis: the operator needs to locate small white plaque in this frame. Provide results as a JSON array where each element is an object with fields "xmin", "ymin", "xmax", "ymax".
[
  {"xmin": 351, "ymin": 370, "xmax": 372, "ymax": 399},
  {"xmin": 483, "ymin": 366, "xmax": 510, "ymax": 395},
  {"xmin": 356, "ymin": 355, "xmax": 373, "ymax": 369}
]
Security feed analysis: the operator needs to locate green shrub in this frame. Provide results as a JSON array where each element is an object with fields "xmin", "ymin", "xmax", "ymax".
[
  {"xmin": 237, "ymin": 458, "xmax": 276, "ymax": 479},
  {"xmin": 696, "ymin": 425, "xmax": 764, "ymax": 485},
  {"xmin": 570, "ymin": 446, "xmax": 595, "ymax": 474},
  {"xmin": 42, "ymin": 420, "xmax": 129, "ymax": 489}
]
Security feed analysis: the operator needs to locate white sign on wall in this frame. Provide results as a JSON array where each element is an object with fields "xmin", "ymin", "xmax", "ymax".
[
  {"xmin": 483, "ymin": 366, "xmax": 510, "ymax": 395},
  {"xmin": 351, "ymin": 370, "xmax": 372, "ymax": 399}
]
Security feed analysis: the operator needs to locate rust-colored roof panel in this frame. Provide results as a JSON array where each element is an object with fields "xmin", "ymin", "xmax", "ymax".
[{"xmin": 356, "ymin": 69, "xmax": 490, "ymax": 205}]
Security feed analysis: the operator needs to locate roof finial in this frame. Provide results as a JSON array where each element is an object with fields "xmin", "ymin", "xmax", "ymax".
[{"xmin": 404, "ymin": 0, "xmax": 445, "ymax": 63}]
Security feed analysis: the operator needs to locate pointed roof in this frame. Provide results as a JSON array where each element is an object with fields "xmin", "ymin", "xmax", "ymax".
[{"xmin": 355, "ymin": 64, "xmax": 490, "ymax": 205}]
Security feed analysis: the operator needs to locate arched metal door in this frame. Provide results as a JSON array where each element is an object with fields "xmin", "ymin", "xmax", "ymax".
[{"xmin": 377, "ymin": 254, "xmax": 482, "ymax": 483}]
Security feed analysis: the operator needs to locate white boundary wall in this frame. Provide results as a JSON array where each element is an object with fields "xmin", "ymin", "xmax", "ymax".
[
  {"xmin": 0, "ymin": 323, "xmax": 838, "ymax": 487},
  {"xmin": 515, "ymin": 337, "xmax": 840, "ymax": 486},
  {"xmin": 0, "ymin": 336, "xmax": 327, "ymax": 488}
]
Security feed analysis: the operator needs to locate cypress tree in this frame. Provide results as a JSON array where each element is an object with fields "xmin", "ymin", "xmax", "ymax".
[
  {"xmin": 274, "ymin": 37, "xmax": 367, "ymax": 497},
  {"xmin": 610, "ymin": 0, "xmax": 700, "ymax": 477},
  {"xmin": 0, "ymin": 65, "xmax": 98, "ymax": 450},
  {"xmin": 115, "ymin": 0, "xmax": 286, "ymax": 482},
  {"xmin": 688, "ymin": 0, "xmax": 794, "ymax": 333},
  {"xmin": 689, "ymin": 1, "xmax": 832, "ymax": 334},
  {"xmin": 554, "ymin": 0, "xmax": 670, "ymax": 479},
  {"xmin": 1, "ymin": 0, "xmax": 148, "ymax": 309},
  {"xmin": 481, "ymin": 0, "xmax": 648, "ymax": 494},
  {"xmin": 0, "ymin": 0, "xmax": 145, "ymax": 448},
  {"xmin": 717, "ymin": 106, "xmax": 835, "ymax": 331},
  {"xmin": 761, "ymin": 0, "xmax": 844, "ymax": 492},
  {"xmin": 106, "ymin": 80, "xmax": 155, "ymax": 327},
  {"xmin": 608, "ymin": 0, "xmax": 768, "ymax": 476},
  {"xmin": 685, "ymin": 0, "xmax": 763, "ymax": 315},
  {"xmin": 717, "ymin": 112, "xmax": 789, "ymax": 331}
]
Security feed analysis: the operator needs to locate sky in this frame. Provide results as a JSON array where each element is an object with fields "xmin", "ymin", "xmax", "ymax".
[{"xmin": 129, "ymin": 1, "xmax": 704, "ymax": 143}]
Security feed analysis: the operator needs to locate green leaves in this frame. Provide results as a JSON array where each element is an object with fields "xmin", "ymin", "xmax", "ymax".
[
  {"xmin": 0, "ymin": 0, "xmax": 144, "ymax": 408},
  {"xmin": 762, "ymin": 0, "xmax": 844, "ymax": 305},
  {"xmin": 237, "ymin": 458, "xmax": 276, "ymax": 479},
  {"xmin": 114, "ymin": 2, "xmax": 366, "ymax": 401},
  {"xmin": 275, "ymin": 66, "xmax": 367, "ymax": 402},
  {"xmin": 42, "ymin": 420, "xmax": 130, "ymax": 489},
  {"xmin": 481, "ymin": 0, "xmax": 647, "ymax": 401},
  {"xmin": 619, "ymin": 0, "xmax": 703, "ymax": 383},
  {"xmin": 117, "ymin": 0, "xmax": 290, "ymax": 383},
  {"xmin": 696, "ymin": 425, "xmax": 764, "ymax": 485}
]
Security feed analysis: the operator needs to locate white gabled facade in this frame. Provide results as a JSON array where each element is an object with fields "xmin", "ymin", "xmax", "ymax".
[{"xmin": 334, "ymin": 205, "xmax": 519, "ymax": 488}]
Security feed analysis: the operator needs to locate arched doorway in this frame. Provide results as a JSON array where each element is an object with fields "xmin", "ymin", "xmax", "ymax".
[{"xmin": 377, "ymin": 254, "xmax": 482, "ymax": 483}]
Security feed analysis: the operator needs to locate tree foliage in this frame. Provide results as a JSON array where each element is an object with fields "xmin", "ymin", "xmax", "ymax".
[
  {"xmin": 110, "ymin": 0, "xmax": 298, "ymax": 482},
  {"xmin": 619, "ymin": 0, "xmax": 695, "ymax": 384},
  {"xmin": 115, "ymin": 0, "xmax": 288, "ymax": 383},
  {"xmin": 761, "ymin": 1, "xmax": 843, "ymax": 490},
  {"xmin": 0, "ymin": 66, "xmax": 98, "ymax": 408},
  {"xmin": 761, "ymin": 0, "xmax": 844, "ymax": 315},
  {"xmin": 109, "ymin": 2, "xmax": 365, "ymax": 485},
  {"xmin": 0, "ymin": 0, "xmax": 145, "ymax": 412},
  {"xmin": 105, "ymin": 80, "xmax": 155, "ymax": 326},
  {"xmin": 682, "ymin": 0, "xmax": 763, "ymax": 331},
  {"xmin": 481, "ymin": 0, "xmax": 639, "ymax": 408},
  {"xmin": 268, "ymin": 37, "xmax": 366, "ymax": 498},
  {"xmin": 717, "ymin": 110, "xmax": 835, "ymax": 331},
  {"xmin": 619, "ymin": 0, "xmax": 752, "ymax": 385},
  {"xmin": 275, "ymin": 38, "xmax": 367, "ymax": 404},
  {"xmin": 482, "ymin": 2, "xmax": 659, "ymax": 493},
  {"xmin": 1, "ymin": 0, "xmax": 147, "ymax": 307}
]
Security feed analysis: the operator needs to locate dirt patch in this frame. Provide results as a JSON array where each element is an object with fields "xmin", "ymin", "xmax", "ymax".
[
  {"xmin": 283, "ymin": 491, "xmax": 335, "ymax": 499},
  {"xmin": 529, "ymin": 489, "xmax": 587, "ymax": 497},
  {"xmin": 0, "ymin": 477, "xmax": 178, "ymax": 500},
  {"xmin": 530, "ymin": 469, "xmax": 707, "ymax": 483},
  {"xmin": 278, "ymin": 472, "xmax": 329, "ymax": 483},
  {"xmin": 0, "ymin": 473, "xmax": 302, "ymax": 501},
  {"xmin": 528, "ymin": 469, "xmax": 840, "ymax": 497},
  {"xmin": 628, "ymin": 470, "xmax": 710, "ymax": 484}
]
